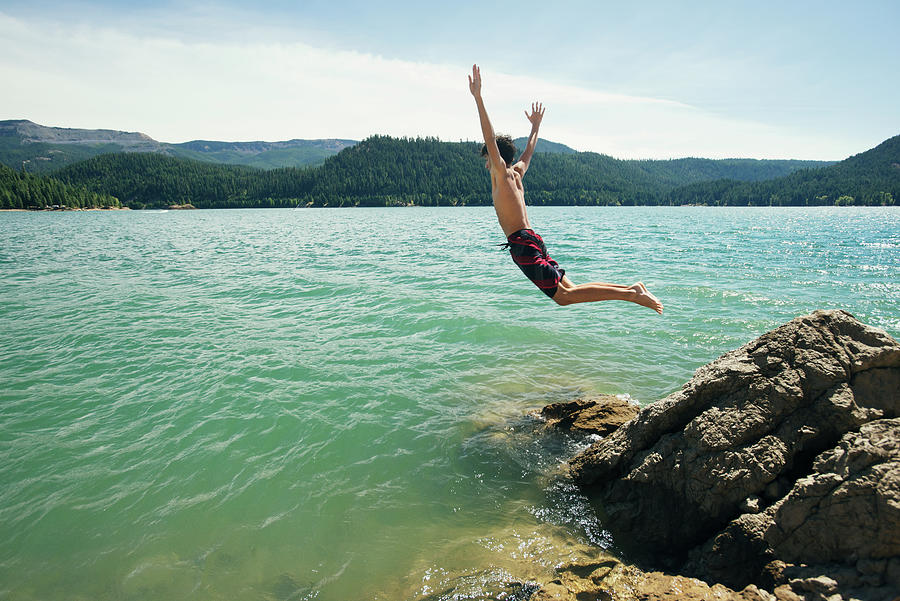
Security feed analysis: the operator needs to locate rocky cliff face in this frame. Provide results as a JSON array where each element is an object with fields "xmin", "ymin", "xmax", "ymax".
[{"xmin": 569, "ymin": 310, "xmax": 900, "ymax": 600}]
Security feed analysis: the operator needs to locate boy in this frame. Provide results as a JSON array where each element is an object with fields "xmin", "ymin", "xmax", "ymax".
[{"xmin": 468, "ymin": 64, "xmax": 663, "ymax": 313}]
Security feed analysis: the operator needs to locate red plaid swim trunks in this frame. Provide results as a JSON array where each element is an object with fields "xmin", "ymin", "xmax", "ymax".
[{"xmin": 505, "ymin": 229, "xmax": 566, "ymax": 298}]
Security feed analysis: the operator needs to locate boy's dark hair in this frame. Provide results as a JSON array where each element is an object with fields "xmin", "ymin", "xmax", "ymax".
[{"xmin": 481, "ymin": 135, "xmax": 517, "ymax": 167}]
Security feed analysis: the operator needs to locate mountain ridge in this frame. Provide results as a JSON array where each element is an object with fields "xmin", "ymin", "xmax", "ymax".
[
  {"xmin": 4, "ymin": 120, "xmax": 895, "ymax": 210},
  {"xmin": 0, "ymin": 119, "xmax": 357, "ymax": 172},
  {"xmin": 3, "ymin": 120, "xmax": 839, "ymax": 175},
  {"xmin": 1, "ymin": 119, "xmax": 161, "ymax": 149}
]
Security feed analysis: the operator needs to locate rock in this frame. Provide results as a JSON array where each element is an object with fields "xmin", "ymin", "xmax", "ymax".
[
  {"xmin": 568, "ymin": 310, "xmax": 900, "ymax": 596},
  {"xmin": 538, "ymin": 396, "xmax": 640, "ymax": 437},
  {"xmin": 624, "ymin": 573, "xmax": 776, "ymax": 601},
  {"xmin": 789, "ymin": 575, "xmax": 839, "ymax": 596},
  {"xmin": 766, "ymin": 419, "xmax": 900, "ymax": 564},
  {"xmin": 694, "ymin": 419, "xmax": 900, "ymax": 595},
  {"xmin": 533, "ymin": 558, "xmax": 621, "ymax": 600},
  {"xmin": 532, "ymin": 559, "xmax": 779, "ymax": 601},
  {"xmin": 772, "ymin": 585, "xmax": 804, "ymax": 601},
  {"xmin": 416, "ymin": 576, "xmax": 540, "ymax": 601},
  {"xmin": 741, "ymin": 495, "xmax": 763, "ymax": 514}
]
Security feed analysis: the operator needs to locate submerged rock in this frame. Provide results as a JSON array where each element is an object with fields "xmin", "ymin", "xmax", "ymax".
[
  {"xmin": 416, "ymin": 574, "xmax": 541, "ymax": 601},
  {"xmin": 567, "ymin": 310, "xmax": 900, "ymax": 599}
]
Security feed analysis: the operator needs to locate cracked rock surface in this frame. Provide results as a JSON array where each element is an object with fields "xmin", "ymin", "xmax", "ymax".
[{"xmin": 568, "ymin": 310, "xmax": 900, "ymax": 599}]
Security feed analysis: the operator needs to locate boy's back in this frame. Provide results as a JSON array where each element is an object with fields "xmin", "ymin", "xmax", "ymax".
[{"xmin": 489, "ymin": 163, "xmax": 531, "ymax": 237}]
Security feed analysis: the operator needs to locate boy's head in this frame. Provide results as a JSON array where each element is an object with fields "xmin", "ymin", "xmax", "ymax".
[{"xmin": 481, "ymin": 135, "xmax": 517, "ymax": 168}]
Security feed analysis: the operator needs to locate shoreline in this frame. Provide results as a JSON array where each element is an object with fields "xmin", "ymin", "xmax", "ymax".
[
  {"xmin": 417, "ymin": 312, "xmax": 900, "ymax": 600},
  {"xmin": 0, "ymin": 207, "xmax": 130, "ymax": 212},
  {"xmin": 2, "ymin": 205, "xmax": 896, "ymax": 212}
]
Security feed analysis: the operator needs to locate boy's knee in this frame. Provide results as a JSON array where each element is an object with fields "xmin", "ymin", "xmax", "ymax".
[{"xmin": 552, "ymin": 289, "xmax": 571, "ymax": 306}]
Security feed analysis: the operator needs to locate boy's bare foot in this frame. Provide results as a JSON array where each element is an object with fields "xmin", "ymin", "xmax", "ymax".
[{"xmin": 630, "ymin": 282, "xmax": 663, "ymax": 314}]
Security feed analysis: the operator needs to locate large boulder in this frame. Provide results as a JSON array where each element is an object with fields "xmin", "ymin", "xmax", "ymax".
[{"xmin": 569, "ymin": 310, "xmax": 900, "ymax": 596}]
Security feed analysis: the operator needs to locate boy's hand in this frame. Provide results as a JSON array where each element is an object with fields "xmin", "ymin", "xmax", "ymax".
[
  {"xmin": 468, "ymin": 64, "xmax": 482, "ymax": 98},
  {"xmin": 525, "ymin": 102, "xmax": 545, "ymax": 128}
]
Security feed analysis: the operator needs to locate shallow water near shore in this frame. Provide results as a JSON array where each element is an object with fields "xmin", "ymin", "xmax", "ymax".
[{"xmin": 1, "ymin": 206, "xmax": 898, "ymax": 600}]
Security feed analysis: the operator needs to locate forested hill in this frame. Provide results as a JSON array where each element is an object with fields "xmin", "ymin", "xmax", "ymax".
[
  {"xmin": 51, "ymin": 137, "xmax": 485, "ymax": 209},
  {"xmin": 167, "ymin": 138, "xmax": 356, "ymax": 170},
  {"xmin": 51, "ymin": 153, "xmax": 307, "ymax": 210},
  {"xmin": 0, "ymin": 163, "xmax": 119, "ymax": 210},
  {"xmin": 512, "ymin": 137, "xmax": 578, "ymax": 154},
  {"xmin": 43, "ymin": 133, "xmax": 896, "ymax": 209},
  {"xmin": 666, "ymin": 134, "xmax": 900, "ymax": 206}
]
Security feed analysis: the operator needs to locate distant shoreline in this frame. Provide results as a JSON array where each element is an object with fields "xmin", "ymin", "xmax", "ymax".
[
  {"xmin": 1, "ymin": 205, "xmax": 895, "ymax": 213},
  {"xmin": 0, "ymin": 207, "xmax": 131, "ymax": 212}
]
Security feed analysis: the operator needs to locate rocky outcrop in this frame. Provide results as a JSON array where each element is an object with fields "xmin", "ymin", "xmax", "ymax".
[
  {"xmin": 691, "ymin": 418, "xmax": 900, "ymax": 599},
  {"xmin": 568, "ymin": 310, "xmax": 900, "ymax": 599},
  {"xmin": 411, "ymin": 552, "xmax": 779, "ymax": 601},
  {"xmin": 537, "ymin": 396, "xmax": 640, "ymax": 437}
]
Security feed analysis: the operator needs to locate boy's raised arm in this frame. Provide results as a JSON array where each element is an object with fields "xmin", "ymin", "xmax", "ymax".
[
  {"xmin": 516, "ymin": 102, "xmax": 545, "ymax": 175},
  {"xmin": 468, "ymin": 64, "xmax": 504, "ymax": 170}
]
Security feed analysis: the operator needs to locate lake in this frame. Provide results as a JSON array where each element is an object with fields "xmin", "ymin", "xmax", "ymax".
[{"xmin": 1, "ymin": 206, "xmax": 897, "ymax": 600}]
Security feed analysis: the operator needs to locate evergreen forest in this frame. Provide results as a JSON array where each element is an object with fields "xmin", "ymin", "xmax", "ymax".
[
  {"xmin": 663, "ymin": 135, "xmax": 900, "ymax": 207},
  {"xmin": 2, "ymin": 133, "xmax": 897, "ymax": 210},
  {"xmin": 0, "ymin": 163, "xmax": 119, "ymax": 210}
]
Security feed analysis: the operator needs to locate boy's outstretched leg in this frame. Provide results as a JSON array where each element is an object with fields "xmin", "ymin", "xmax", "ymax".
[{"xmin": 552, "ymin": 276, "xmax": 663, "ymax": 313}]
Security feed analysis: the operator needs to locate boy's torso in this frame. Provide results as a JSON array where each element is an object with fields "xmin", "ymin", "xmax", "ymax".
[{"xmin": 491, "ymin": 165, "xmax": 531, "ymax": 236}]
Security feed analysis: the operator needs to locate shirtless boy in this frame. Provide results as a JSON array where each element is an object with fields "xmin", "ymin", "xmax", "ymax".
[{"xmin": 468, "ymin": 64, "xmax": 663, "ymax": 313}]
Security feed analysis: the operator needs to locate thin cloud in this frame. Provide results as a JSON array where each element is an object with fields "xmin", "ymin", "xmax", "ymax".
[{"xmin": 0, "ymin": 11, "xmax": 855, "ymax": 159}]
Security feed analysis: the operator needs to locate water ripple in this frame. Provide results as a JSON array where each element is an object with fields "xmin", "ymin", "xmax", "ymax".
[{"xmin": 1, "ymin": 206, "xmax": 897, "ymax": 600}]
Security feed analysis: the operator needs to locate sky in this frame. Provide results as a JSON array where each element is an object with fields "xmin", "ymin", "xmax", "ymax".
[{"xmin": 1, "ymin": 0, "xmax": 898, "ymax": 160}]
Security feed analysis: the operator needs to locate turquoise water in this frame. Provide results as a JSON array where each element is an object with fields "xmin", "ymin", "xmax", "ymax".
[{"xmin": 1, "ymin": 206, "xmax": 898, "ymax": 600}]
